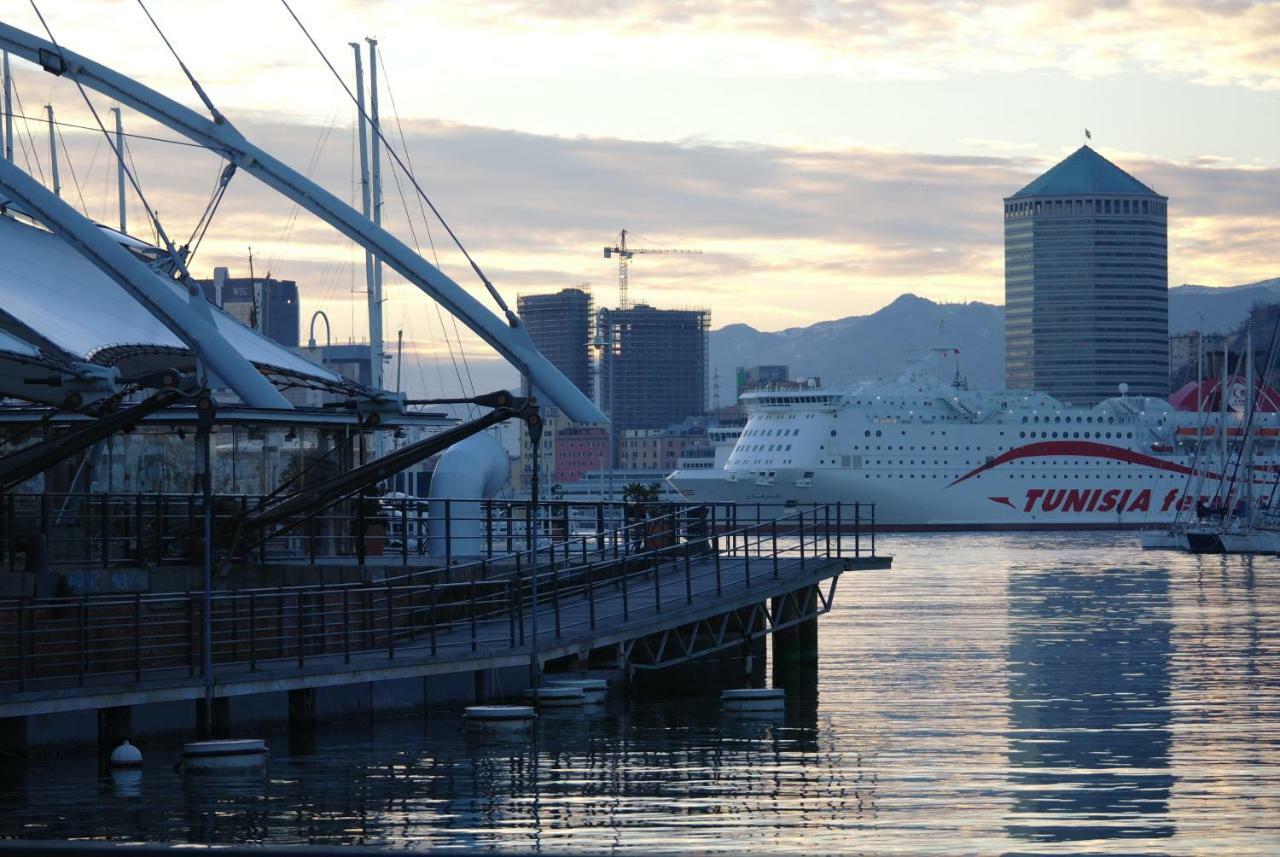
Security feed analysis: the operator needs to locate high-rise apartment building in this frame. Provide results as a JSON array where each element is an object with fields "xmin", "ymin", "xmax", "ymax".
[
  {"xmin": 1004, "ymin": 146, "xmax": 1169, "ymax": 405},
  {"xmin": 598, "ymin": 303, "xmax": 709, "ymax": 463},
  {"xmin": 516, "ymin": 288, "xmax": 594, "ymax": 400}
]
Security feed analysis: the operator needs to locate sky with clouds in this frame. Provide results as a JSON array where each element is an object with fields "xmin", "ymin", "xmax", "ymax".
[{"xmin": 1, "ymin": 0, "xmax": 1276, "ymax": 395}]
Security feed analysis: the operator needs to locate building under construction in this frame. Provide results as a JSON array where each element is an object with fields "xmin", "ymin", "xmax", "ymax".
[
  {"xmin": 598, "ymin": 303, "xmax": 710, "ymax": 463},
  {"xmin": 517, "ymin": 288, "xmax": 595, "ymax": 400}
]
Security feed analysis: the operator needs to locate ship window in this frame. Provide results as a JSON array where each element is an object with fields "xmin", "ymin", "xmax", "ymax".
[{"xmin": 865, "ymin": 431, "xmax": 871, "ymax": 437}]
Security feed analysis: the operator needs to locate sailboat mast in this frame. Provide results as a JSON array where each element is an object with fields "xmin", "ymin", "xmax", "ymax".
[
  {"xmin": 2, "ymin": 52, "xmax": 12, "ymax": 163},
  {"xmin": 45, "ymin": 105, "xmax": 60, "ymax": 198},
  {"xmin": 350, "ymin": 43, "xmax": 379, "ymax": 389},
  {"xmin": 112, "ymin": 107, "xmax": 126, "ymax": 233},
  {"xmin": 366, "ymin": 38, "xmax": 384, "ymax": 390}
]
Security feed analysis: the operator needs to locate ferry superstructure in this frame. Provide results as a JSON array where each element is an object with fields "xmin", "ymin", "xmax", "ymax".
[{"xmin": 670, "ymin": 361, "xmax": 1280, "ymax": 530}]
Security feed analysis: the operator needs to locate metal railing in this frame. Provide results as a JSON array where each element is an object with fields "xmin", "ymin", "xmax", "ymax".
[
  {"xmin": 0, "ymin": 492, "xmax": 875, "ymax": 571},
  {"xmin": 0, "ymin": 503, "xmax": 875, "ymax": 692}
]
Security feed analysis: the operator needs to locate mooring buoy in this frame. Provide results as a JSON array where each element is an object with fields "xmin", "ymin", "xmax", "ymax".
[
  {"xmin": 109, "ymin": 739, "xmax": 143, "ymax": 768},
  {"xmin": 722, "ymin": 688, "xmax": 786, "ymax": 712},
  {"xmin": 545, "ymin": 678, "xmax": 609, "ymax": 704},
  {"xmin": 176, "ymin": 738, "xmax": 269, "ymax": 774},
  {"xmin": 523, "ymin": 685, "xmax": 585, "ymax": 707},
  {"xmin": 463, "ymin": 705, "xmax": 537, "ymax": 734}
]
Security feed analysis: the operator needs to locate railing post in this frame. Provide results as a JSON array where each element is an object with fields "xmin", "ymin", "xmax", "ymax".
[
  {"xmin": 799, "ymin": 511, "xmax": 806, "ymax": 569},
  {"xmin": 621, "ymin": 561, "xmax": 629, "ymax": 620},
  {"xmin": 134, "ymin": 593, "xmax": 142, "ymax": 681},
  {"xmin": 587, "ymin": 563, "xmax": 597, "ymax": 629},
  {"xmin": 100, "ymin": 496, "xmax": 110, "ymax": 567},
  {"xmin": 78, "ymin": 595, "xmax": 87, "ymax": 686},
  {"xmin": 187, "ymin": 591, "xmax": 196, "ymax": 678},
  {"xmin": 684, "ymin": 551, "xmax": 692, "ymax": 606},
  {"xmin": 444, "ymin": 499, "xmax": 452, "ymax": 568},
  {"xmin": 854, "ymin": 502, "xmax": 861, "ymax": 557},
  {"xmin": 772, "ymin": 519, "xmax": 779, "ymax": 578},
  {"xmin": 825, "ymin": 504, "xmax": 831, "ymax": 557},
  {"xmin": 249, "ymin": 593, "xmax": 258, "ymax": 672},
  {"xmin": 870, "ymin": 504, "xmax": 876, "ymax": 556},
  {"xmin": 386, "ymin": 584, "xmax": 395, "ymax": 659},
  {"xmin": 596, "ymin": 503, "xmax": 605, "ymax": 554},
  {"xmin": 297, "ymin": 592, "xmax": 305, "ymax": 667},
  {"xmin": 342, "ymin": 588, "xmax": 351, "ymax": 664},
  {"xmin": 744, "ymin": 533, "xmax": 751, "ymax": 586},
  {"xmin": 653, "ymin": 558, "xmax": 662, "ymax": 614},
  {"xmin": 470, "ymin": 579, "xmax": 478, "ymax": 651},
  {"xmin": 402, "ymin": 498, "xmax": 410, "ymax": 566},
  {"xmin": 714, "ymin": 536, "xmax": 722, "ymax": 595},
  {"xmin": 552, "ymin": 560, "xmax": 562, "ymax": 638},
  {"xmin": 429, "ymin": 581, "xmax": 438, "ymax": 655},
  {"xmin": 836, "ymin": 502, "xmax": 843, "ymax": 558},
  {"xmin": 485, "ymin": 500, "xmax": 493, "ymax": 560},
  {"xmin": 509, "ymin": 579, "xmax": 517, "ymax": 645}
]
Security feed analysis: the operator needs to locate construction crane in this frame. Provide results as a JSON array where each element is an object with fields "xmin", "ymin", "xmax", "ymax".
[{"xmin": 603, "ymin": 229, "xmax": 701, "ymax": 310}]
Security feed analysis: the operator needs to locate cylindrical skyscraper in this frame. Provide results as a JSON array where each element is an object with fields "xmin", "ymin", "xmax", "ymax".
[{"xmin": 1004, "ymin": 146, "xmax": 1169, "ymax": 405}]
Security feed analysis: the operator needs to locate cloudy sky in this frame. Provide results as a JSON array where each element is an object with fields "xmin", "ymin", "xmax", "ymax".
[{"xmin": 2, "ymin": 0, "xmax": 1277, "ymax": 395}]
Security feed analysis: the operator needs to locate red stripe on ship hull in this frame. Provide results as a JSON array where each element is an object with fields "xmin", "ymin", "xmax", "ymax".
[{"xmin": 945, "ymin": 440, "xmax": 1264, "ymax": 487}]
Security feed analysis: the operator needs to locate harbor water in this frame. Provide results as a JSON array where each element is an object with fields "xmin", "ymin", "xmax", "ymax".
[{"xmin": 3, "ymin": 532, "xmax": 1278, "ymax": 853}]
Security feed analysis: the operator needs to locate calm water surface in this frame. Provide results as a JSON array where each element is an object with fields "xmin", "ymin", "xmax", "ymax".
[{"xmin": 3, "ymin": 532, "xmax": 1279, "ymax": 853}]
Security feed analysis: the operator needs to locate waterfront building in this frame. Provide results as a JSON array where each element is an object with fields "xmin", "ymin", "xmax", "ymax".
[
  {"xmin": 516, "ymin": 287, "xmax": 594, "ymax": 400},
  {"xmin": 597, "ymin": 303, "xmax": 709, "ymax": 463},
  {"xmin": 1004, "ymin": 146, "xmax": 1169, "ymax": 405},
  {"xmin": 199, "ymin": 267, "xmax": 300, "ymax": 348},
  {"xmin": 554, "ymin": 426, "xmax": 610, "ymax": 484},
  {"xmin": 619, "ymin": 425, "xmax": 706, "ymax": 472}
]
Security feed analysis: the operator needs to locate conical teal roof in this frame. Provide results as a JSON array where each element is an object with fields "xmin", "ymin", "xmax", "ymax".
[{"xmin": 1010, "ymin": 145, "xmax": 1160, "ymax": 199}]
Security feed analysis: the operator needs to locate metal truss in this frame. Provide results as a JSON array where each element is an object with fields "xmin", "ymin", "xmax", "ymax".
[{"xmin": 622, "ymin": 576, "xmax": 840, "ymax": 671}]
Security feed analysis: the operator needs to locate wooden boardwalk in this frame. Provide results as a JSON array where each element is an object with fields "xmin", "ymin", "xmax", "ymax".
[{"xmin": 0, "ymin": 511, "xmax": 889, "ymax": 719}]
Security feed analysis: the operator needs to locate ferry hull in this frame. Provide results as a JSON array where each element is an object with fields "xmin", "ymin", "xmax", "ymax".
[{"xmin": 671, "ymin": 466, "xmax": 1231, "ymax": 531}]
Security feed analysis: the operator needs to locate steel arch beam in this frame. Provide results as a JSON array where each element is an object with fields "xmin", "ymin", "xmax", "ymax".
[{"xmin": 0, "ymin": 23, "xmax": 605, "ymax": 425}]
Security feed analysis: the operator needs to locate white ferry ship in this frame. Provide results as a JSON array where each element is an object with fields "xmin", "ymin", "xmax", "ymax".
[{"xmin": 670, "ymin": 354, "xmax": 1280, "ymax": 530}]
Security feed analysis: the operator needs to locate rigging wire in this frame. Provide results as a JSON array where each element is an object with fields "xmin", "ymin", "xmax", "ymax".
[
  {"xmin": 265, "ymin": 113, "xmax": 338, "ymax": 277},
  {"xmin": 0, "ymin": 110, "xmax": 208, "ymax": 148},
  {"xmin": 279, "ymin": 0, "xmax": 519, "ymax": 326},
  {"xmin": 375, "ymin": 51, "xmax": 475, "ymax": 410},
  {"xmin": 133, "ymin": 0, "xmax": 224, "ymax": 124},
  {"xmin": 8, "ymin": 80, "xmax": 46, "ymax": 184},
  {"xmin": 27, "ymin": 0, "xmax": 193, "ymax": 278},
  {"xmin": 54, "ymin": 119, "xmax": 90, "ymax": 215}
]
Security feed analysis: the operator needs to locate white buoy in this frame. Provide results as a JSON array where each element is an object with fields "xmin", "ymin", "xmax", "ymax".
[
  {"xmin": 523, "ymin": 685, "xmax": 585, "ymax": 708},
  {"xmin": 109, "ymin": 739, "xmax": 143, "ymax": 767},
  {"xmin": 176, "ymin": 738, "xmax": 269, "ymax": 774},
  {"xmin": 545, "ymin": 678, "xmax": 609, "ymax": 704},
  {"xmin": 463, "ymin": 705, "xmax": 537, "ymax": 735},
  {"xmin": 722, "ymin": 688, "xmax": 786, "ymax": 712}
]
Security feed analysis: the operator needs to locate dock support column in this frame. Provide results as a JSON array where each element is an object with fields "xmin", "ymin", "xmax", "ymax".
[
  {"xmin": 288, "ymin": 688, "xmax": 317, "ymax": 755},
  {"xmin": 97, "ymin": 705, "xmax": 132, "ymax": 767},
  {"xmin": 772, "ymin": 588, "xmax": 819, "ymax": 694},
  {"xmin": 195, "ymin": 697, "xmax": 230, "ymax": 739},
  {"xmin": 0, "ymin": 716, "xmax": 28, "ymax": 763}
]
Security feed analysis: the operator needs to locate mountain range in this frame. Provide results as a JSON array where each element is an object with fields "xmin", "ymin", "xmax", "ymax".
[{"xmin": 709, "ymin": 277, "xmax": 1280, "ymax": 403}]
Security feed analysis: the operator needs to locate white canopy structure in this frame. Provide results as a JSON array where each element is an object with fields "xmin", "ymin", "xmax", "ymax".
[
  {"xmin": 0, "ymin": 213, "xmax": 344, "ymax": 387},
  {"xmin": 0, "ymin": 22, "xmax": 606, "ymax": 425}
]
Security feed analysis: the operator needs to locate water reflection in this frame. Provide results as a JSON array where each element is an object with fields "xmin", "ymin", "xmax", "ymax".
[{"xmin": 1005, "ymin": 564, "xmax": 1174, "ymax": 842}]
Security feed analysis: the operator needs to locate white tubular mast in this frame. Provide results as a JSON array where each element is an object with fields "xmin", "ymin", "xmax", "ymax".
[
  {"xmin": 0, "ymin": 22, "xmax": 604, "ymax": 423},
  {"xmin": 111, "ymin": 106, "xmax": 125, "ymax": 232},
  {"xmin": 366, "ymin": 37, "xmax": 383, "ymax": 390},
  {"xmin": 350, "ymin": 42, "xmax": 380, "ymax": 390}
]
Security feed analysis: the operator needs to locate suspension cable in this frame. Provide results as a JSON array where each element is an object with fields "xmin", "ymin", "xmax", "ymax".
[
  {"xmin": 27, "ymin": 0, "xmax": 193, "ymax": 278},
  {"xmin": 280, "ymin": 0, "xmax": 519, "ymax": 325},
  {"xmin": 0, "ymin": 110, "xmax": 209, "ymax": 148},
  {"xmin": 134, "ymin": 0, "xmax": 224, "ymax": 124}
]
